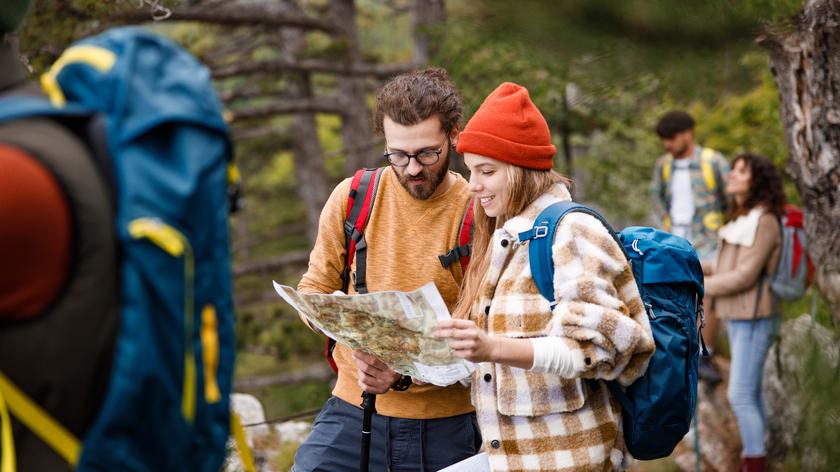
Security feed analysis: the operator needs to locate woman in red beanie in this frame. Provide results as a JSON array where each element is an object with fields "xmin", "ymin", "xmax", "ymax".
[{"xmin": 435, "ymin": 82, "xmax": 655, "ymax": 471}]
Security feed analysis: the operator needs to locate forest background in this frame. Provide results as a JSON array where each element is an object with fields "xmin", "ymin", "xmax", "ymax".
[{"xmin": 16, "ymin": 0, "xmax": 839, "ymax": 469}]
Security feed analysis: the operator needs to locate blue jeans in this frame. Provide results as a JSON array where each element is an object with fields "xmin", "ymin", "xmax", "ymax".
[
  {"xmin": 292, "ymin": 396, "xmax": 481, "ymax": 472},
  {"xmin": 726, "ymin": 317, "xmax": 775, "ymax": 456}
]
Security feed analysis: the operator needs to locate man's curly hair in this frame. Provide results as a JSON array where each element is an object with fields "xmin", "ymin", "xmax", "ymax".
[
  {"xmin": 374, "ymin": 68, "xmax": 463, "ymax": 135},
  {"xmin": 728, "ymin": 152, "xmax": 786, "ymax": 221}
]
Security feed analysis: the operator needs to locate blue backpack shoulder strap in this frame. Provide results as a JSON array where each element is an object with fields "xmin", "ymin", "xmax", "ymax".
[
  {"xmin": 0, "ymin": 95, "xmax": 116, "ymax": 208},
  {"xmin": 0, "ymin": 95, "xmax": 89, "ymax": 123},
  {"xmin": 518, "ymin": 201, "xmax": 623, "ymax": 305}
]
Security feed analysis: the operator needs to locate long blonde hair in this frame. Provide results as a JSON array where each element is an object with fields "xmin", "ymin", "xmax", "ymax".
[{"xmin": 452, "ymin": 166, "xmax": 570, "ymax": 319}]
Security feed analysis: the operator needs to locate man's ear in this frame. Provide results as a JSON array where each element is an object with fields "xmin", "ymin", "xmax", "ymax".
[{"xmin": 449, "ymin": 127, "xmax": 459, "ymax": 147}]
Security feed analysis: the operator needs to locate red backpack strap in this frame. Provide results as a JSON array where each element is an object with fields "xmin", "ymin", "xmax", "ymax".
[
  {"xmin": 342, "ymin": 168, "xmax": 384, "ymax": 294},
  {"xmin": 325, "ymin": 167, "xmax": 384, "ymax": 373},
  {"xmin": 438, "ymin": 197, "xmax": 474, "ymax": 271}
]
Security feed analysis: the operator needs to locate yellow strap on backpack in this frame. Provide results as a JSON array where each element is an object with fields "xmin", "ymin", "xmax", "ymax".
[
  {"xmin": 661, "ymin": 156, "xmax": 672, "ymax": 184},
  {"xmin": 0, "ymin": 372, "xmax": 81, "ymax": 469},
  {"xmin": 230, "ymin": 412, "xmax": 256, "ymax": 472},
  {"xmin": 700, "ymin": 148, "xmax": 718, "ymax": 192},
  {"xmin": 40, "ymin": 45, "xmax": 117, "ymax": 108},
  {"xmin": 1, "ymin": 384, "xmax": 16, "ymax": 472},
  {"xmin": 127, "ymin": 218, "xmax": 197, "ymax": 422},
  {"xmin": 662, "ymin": 149, "xmax": 718, "ymax": 193}
]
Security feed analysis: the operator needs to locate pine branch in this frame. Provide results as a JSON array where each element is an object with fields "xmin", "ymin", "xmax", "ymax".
[
  {"xmin": 212, "ymin": 57, "xmax": 417, "ymax": 79},
  {"xmin": 110, "ymin": 5, "xmax": 339, "ymax": 33}
]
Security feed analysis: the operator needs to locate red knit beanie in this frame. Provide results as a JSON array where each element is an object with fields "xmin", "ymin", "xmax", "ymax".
[{"xmin": 456, "ymin": 82, "xmax": 556, "ymax": 170}]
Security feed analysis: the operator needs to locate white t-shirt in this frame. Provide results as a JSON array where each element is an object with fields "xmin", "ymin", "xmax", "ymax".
[{"xmin": 669, "ymin": 158, "xmax": 694, "ymax": 237}]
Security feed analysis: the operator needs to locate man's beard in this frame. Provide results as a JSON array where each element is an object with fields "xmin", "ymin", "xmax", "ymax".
[
  {"xmin": 673, "ymin": 142, "xmax": 691, "ymax": 158},
  {"xmin": 397, "ymin": 154, "xmax": 450, "ymax": 200}
]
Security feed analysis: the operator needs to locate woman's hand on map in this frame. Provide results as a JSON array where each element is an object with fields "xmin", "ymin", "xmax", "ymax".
[
  {"xmin": 352, "ymin": 350, "xmax": 401, "ymax": 394},
  {"xmin": 434, "ymin": 319, "xmax": 499, "ymax": 363},
  {"xmin": 435, "ymin": 320, "xmax": 536, "ymax": 369}
]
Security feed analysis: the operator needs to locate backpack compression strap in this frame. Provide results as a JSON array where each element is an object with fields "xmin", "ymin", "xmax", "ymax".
[
  {"xmin": 0, "ymin": 372, "xmax": 81, "ymax": 470},
  {"xmin": 438, "ymin": 198, "xmax": 475, "ymax": 271},
  {"xmin": 517, "ymin": 201, "xmax": 622, "ymax": 305},
  {"xmin": 324, "ymin": 168, "xmax": 384, "ymax": 373}
]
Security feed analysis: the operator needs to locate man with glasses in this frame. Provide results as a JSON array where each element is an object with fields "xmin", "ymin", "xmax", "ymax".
[{"xmin": 292, "ymin": 68, "xmax": 479, "ymax": 471}]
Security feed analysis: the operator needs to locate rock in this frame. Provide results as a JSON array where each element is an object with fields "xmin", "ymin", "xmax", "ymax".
[
  {"xmin": 226, "ymin": 393, "xmax": 271, "ymax": 472},
  {"xmin": 670, "ymin": 314, "xmax": 838, "ymax": 472},
  {"xmin": 764, "ymin": 314, "xmax": 837, "ymax": 471},
  {"xmin": 672, "ymin": 356, "xmax": 740, "ymax": 472},
  {"xmin": 231, "ymin": 393, "xmax": 270, "ymax": 442},
  {"xmin": 224, "ymin": 394, "xmax": 314, "ymax": 471},
  {"xmin": 274, "ymin": 421, "xmax": 311, "ymax": 445}
]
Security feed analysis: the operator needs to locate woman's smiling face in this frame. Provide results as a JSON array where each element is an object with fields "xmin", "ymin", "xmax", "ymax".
[{"xmin": 464, "ymin": 153, "xmax": 510, "ymax": 218}]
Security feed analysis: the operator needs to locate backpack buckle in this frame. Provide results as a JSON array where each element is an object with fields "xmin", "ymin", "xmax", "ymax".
[{"xmin": 533, "ymin": 225, "xmax": 548, "ymax": 239}]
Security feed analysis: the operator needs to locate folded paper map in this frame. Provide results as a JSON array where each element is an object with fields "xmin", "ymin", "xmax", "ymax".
[{"xmin": 273, "ymin": 281, "xmax": 474, "ymax": 386}]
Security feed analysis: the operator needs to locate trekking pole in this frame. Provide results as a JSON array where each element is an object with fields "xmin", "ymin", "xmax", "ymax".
[{"xmin": 359, "ymin": 392, "xmax": 377, "ymax": 472}]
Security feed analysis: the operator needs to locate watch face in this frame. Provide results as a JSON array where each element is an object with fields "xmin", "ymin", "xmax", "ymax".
[{"xmin": 391, "ymin": 375, "xmax": 412, "ymax": 391}]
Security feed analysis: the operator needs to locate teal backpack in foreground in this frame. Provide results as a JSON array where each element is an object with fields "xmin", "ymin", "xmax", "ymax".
[
  {"xmin": 519, "ymin": 202, "xmax": 704, "ymax": 460},
  {"xmin": 0, "ymin": 27, "xmax": 237, "ymax": 471}
]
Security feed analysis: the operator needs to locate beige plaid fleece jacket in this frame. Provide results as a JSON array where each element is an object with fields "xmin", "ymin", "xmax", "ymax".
[{"xmin": 470, "ymin": 184, "xmax": 655, "ymax": 472}]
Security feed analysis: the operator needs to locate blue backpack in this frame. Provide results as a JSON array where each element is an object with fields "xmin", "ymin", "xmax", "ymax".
[
  {"xmin": 520, "ymin": 202, "xmax": 703, "ymax": 460},
  {"xmin": 0, "ymin": 27, "xmax": 237, "ymax": 471}
]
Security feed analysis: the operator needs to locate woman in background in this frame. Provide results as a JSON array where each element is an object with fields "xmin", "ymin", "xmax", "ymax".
[{"xmin": 704, "ymin": 152, "xmax": 784, "ymax": 472}]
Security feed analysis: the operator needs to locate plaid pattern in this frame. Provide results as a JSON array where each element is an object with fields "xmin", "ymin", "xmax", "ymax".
[
  {"xmin": 650, "ymin": 145, "xmax": 730, "ymax": 260},
  {"xmin": 470, "ymin": 184, "xmax": 655, "ymax": 471}
]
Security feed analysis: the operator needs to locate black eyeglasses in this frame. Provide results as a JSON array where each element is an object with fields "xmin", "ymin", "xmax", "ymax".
[
  {"xmin": 384, "ymin": 148, "xmax": 443, "ymax": 167},
  {"xmin": 384, "ymin": 137, "xmax": 450, "ymax": 167}
]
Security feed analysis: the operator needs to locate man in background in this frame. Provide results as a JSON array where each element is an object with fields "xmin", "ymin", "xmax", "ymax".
[{"xmin": 651, "ymin": 110, "xmax": 730, "ymax": 384}]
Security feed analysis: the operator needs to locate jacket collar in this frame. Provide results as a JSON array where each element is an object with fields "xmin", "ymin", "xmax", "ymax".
[
  {"xmin": 501, "ymin": 183, "xmax": 573, "ymax": 238},
  {"xmin": 719, "ymin": 207, "xmax": 766, "ymax": 247},
  {"xmin": 665, "ymin": 145, "xmax": 703, "ymax": 166}
]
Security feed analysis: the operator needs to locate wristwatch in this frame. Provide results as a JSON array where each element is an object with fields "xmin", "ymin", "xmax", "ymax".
[{"xmin": 390, "ymin": 374, "xmax": 412, "ymax": 391}]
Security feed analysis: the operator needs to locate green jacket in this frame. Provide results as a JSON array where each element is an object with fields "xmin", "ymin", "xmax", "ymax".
[{"xmin": 650, "ymin": 145, "xmax": 730, "ymax": 260}]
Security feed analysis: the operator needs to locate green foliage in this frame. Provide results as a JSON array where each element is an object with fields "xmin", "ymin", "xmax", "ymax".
[
  {"xmin": 235, "ymin": 352, "xmax": 331, "ymax": 419},
  {"xmin": 271, "ymin": 440, "xmax": 304, "ymax": 472},
  {"xmin": 783, "ymin": 326, "xmax": 840, "ymax": 470},
  {"xmin": 721, "ymin": 0, "xmax": 804, "ymax": 26},
  {"xmin": 689, "ymin": 53, "xmax": 800, "ymax": 203},
  {"xmin": 254, "ymin": 380, "xmax": 331, "ymax": 419},
  {"xmin": 437, "ymin": 1, "xmax": 787, "ymax": 226},
  {"xmin": 780, "ymin": 287, "xmax": 834, "ymax": 327}
]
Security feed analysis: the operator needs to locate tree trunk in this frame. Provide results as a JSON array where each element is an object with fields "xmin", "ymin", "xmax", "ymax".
[
  {"xmin": 759, "ymin": 0, "xmax": 840, "ymax": 322},
  {"xmin": 330, "ymin": 0, "xmax": 380, "ymax": 174},
  {"xmin": 411, "ymin": 0, "xmax": 446, "ymax": 64},
  {"xmin": 283, "ymin": 2, "xmax": 330, "ymax": 244}
]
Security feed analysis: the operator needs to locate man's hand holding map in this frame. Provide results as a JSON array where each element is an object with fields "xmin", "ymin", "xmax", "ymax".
[{"xmin": 273, "ymin": 281, "xmax": 475, "ymax": 386}]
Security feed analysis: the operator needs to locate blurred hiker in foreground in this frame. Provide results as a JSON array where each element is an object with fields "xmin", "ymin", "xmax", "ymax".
[{"xmin": 0, "ymin": 1, "xmax": 119, "ymax": 469}]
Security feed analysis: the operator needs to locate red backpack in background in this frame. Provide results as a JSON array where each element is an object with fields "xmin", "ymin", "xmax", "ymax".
[{"xmin": 769, "ymin": 204, "xmax": 815, "ymax": 300}]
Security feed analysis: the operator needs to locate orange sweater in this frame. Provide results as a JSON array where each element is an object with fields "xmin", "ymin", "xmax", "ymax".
[{"xmin": 298, "ymin": 167, "xmax": 473, "ymax": 419}]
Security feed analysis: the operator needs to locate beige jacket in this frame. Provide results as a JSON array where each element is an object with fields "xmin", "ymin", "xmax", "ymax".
[
  {"xmin": 705, "ymin": 210, "xmax": 781, "ymax": 320},
  {"xmin": 470, "ymin": 184, "xmax": 655, "ymax": 471}
]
